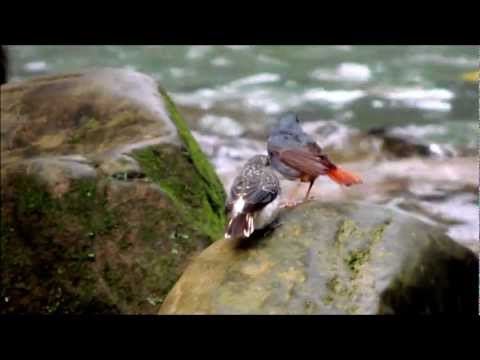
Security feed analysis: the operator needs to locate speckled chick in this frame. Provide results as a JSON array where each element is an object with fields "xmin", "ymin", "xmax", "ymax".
[{"xmin": 225, "ymin": 155, "xmax": 281, "ymax": 240}]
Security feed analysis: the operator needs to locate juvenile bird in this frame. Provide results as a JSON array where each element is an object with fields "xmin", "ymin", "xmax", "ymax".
[
  {"xmin": 225, "ymin": 154, "xmax": 281, "ymax": 240},
  {"xmin": 267, "ymin": 113, "xmax": 362, "ymax": 205}
]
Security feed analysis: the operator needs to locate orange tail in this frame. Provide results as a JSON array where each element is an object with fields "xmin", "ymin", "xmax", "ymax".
[{"xmin": 327, "ymin": 167, "xmax": 362, "ymax": 187}]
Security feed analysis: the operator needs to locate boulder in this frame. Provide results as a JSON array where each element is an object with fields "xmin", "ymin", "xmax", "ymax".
[
  {"xmin": 0, "ymin": 68, "xmax": 226, "ymax": 314},
  {"xmin": 160, "ymin": 201, "xmax": 478, "ymax": 314}
]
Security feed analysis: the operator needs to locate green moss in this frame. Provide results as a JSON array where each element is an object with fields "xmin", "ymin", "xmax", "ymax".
[
  {"xmin": 0, "ymin": 173, "xmax": 123, "ymax": 313},
  {"xmin": 322, "ymin": 294, "xmax": 334, "ymax": 305},
  {"xmin": 326, "ymin": 218, "xmax": 393, "ymax": 310},
  {"xmin": 141, "ymin": 225, "xmax": 157, "ymax": 243},
  {"xmin": 333, "ymin": 218, "xmax": 392, "ymax": 280},
  {"xmin": 326, "ymin": 275, "xmax": 349, "ymax": 296},
  {"xmin": 84, "ymin": 117, "xmax": 100, "ymax": 131},
  {"xmin": 347, "ymin": 305, "xmax": 360, "ymax": 314},
  {"xmin": 67, "ymin": 133, "xmax": 82, "ymax": 145},
  {"xmin": 345, "ymin": 249, "xmax": 370, "ymax": 277},
  {"xmin": 325, "ymin": 275, "xmax": 357, "ymax": 312},
  {"xmin": 132, "ymin": 145, "xmax": 223, "ymax": 242},
  {"xmin": 100, "ymin": 261, "xmax": 139, "ymax": 308},
  {"xmin": 67, "ymin": 118, "xmax": 101, "ymax": 145},
  {"xmin": 103, "ymin": 263, "xmax": 123, "ymax": 288},
  {"xmin": 334, "ymin": 219, "xmax": 360, "ymax": 248},
  {"xmin": 70, "ymin": 251, "xmax": 96, "ymax": 262},
  {"xmin": 60, "ymin": 179, "xmax": 118, "ymax": 236},
  {"xmin": 344, "ymin": 220, "xmax": 391, "ymax": 279},
  {"xmin": 15, "ymin": 176, "xmax": 55, "ymax": 216},
  {"xmin": 118, "ymin": 236, "xmax": 131, "ymax": 250},
  {"xmin": 67, "ymin": 114, "xmax": 122, "ymax": 146},
  {"xmin": 144, "ymin": 254, "xmax": 179, "ymax": 296},
  {"xmin": 105, "ymin": 111, "xmax": 139, "ymax": 128},
  {"xmin": 158, "ymin": 88, "xmax": 226, "ymax": 238},
  {"xmin": 370, "ymin": 220, "xmax": 391, "ymax": 243}
]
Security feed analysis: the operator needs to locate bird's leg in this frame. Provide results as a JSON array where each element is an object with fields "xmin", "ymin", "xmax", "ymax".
[
  {"xmin": 280, "ymin": 181, "xmax": 303, "ymax": 208},
  {"xmin": 303, "ymin": 178, "xmax": 316, "ymax": 202}
]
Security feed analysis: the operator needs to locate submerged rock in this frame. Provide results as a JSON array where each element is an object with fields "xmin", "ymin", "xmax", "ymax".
[
  {"xmin": 0, "ymin": 68, "xmax": 226, "ymax": 314},
  {"xmin": 159, "ymin": 201, "xmax": 478, "ymax": 314},
  {"xmin": 368, "ymin": 127, "xmax": 457, "ymax": 158}
]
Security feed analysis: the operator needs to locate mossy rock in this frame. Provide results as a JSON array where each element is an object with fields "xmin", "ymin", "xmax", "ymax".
[
  {"xmin": 159, "ymin": 201, "xmax": 478, "ymax": 314},
  {"xmin": 0, "ymin": 68, "xmax": 226, "ymax": 314}
]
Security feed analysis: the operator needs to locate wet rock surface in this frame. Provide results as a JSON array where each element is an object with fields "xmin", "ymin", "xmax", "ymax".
[
  {"xmin": 0, "ymin": 69, "xmax": 226, "ymax": 314},
  {"xmin": 160, "ymin": 201, "xmax": 478, "ymax": 315}
]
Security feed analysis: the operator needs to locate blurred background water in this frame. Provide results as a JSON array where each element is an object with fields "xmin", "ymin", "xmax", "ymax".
[{"xmin": 5, "ymin": 45, "xmax": 479, "ymax": 252}]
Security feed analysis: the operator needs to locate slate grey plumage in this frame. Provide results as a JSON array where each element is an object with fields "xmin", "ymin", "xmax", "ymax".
[{"xmin": 267, "ymin": 113, "xmax": 362, "ymax": 203}]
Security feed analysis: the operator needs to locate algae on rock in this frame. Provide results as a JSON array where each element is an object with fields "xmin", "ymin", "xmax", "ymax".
[{"xmin": 0, "ymin": 68, "xmax": 226, "ymax": 314}]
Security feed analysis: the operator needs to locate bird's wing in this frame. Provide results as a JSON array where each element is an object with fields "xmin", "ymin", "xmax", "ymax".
[
  {"xmin": 268, "ymin": 131, "xmax": 323, "ymax": 153},
  {"xmin": 230, "ymin": 170, "xmax": 279, "ymax": 213},
  {"xmin": 278, "ymin": 147, "xmax": 335, "ymax": 176},
  {"xmin": 253, "ymin": 169, "xmax": 280, "ymax": 204}
]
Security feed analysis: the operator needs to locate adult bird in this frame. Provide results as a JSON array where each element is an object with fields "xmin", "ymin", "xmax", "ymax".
[
  {"xmin": 267, "ymin": 113, "xmax": 362, "ymax": 206},
  {"xmin": 225, "ymin": 154, "xmax": 281, "ymax": 240}
]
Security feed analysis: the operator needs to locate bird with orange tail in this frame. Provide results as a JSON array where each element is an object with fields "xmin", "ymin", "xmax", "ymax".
[{"xmin": 267, "ymin": 113, "xmax": 362, "ymax": 206}]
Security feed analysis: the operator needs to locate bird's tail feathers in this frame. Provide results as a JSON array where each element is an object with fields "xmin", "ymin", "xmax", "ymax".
[
  {"xmin": 327, "ymin": 167, "xmax": 362, "ymax": 186},
  {"xmin": 224, "ymin": 212, "xmax": 255, "ymax": 240}
]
